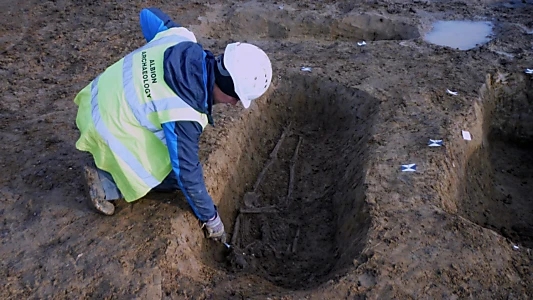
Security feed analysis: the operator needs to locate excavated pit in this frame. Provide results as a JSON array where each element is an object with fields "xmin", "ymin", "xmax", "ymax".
[
  {"xmin": 460, "ymin": 73, "xmax": 533, "ymax": 248},
  {"xmin": 198, "ymin": 3, "xmax": 420, "ymax": 42},
  {"xmin": 201, "ymin": 74, "xmax": 378, "ymax": 290}
]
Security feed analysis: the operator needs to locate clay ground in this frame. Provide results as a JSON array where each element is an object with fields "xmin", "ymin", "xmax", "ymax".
[{"xmin": 1, "ymin": 0, "xmax": 532, "ymax": 299}]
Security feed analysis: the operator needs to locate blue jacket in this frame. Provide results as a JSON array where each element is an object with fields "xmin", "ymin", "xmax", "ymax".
[{"xmin": 140, "ymin": 8, "xmax": 216, "ymax": 222}]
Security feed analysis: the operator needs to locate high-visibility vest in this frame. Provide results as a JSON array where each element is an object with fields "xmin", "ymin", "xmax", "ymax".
[{"xmin": 74, "ymin": 27, "xmax": 209, "ymax": 202}]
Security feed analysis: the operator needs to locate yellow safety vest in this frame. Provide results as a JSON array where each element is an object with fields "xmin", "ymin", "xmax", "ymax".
[{"xmin": 74, "ymin": 28, "xmax": 209, "ymax": 202}]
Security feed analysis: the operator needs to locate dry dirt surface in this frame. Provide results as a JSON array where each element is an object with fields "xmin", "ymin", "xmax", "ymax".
[{"xmin": 1, "ymin": 0, "xmax": 532, "ymax": 299}]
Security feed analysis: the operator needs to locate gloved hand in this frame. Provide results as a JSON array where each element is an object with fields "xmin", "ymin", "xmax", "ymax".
[{"xmin": 203, "ymin": 212, "xmax": 227, "ymax": 243}]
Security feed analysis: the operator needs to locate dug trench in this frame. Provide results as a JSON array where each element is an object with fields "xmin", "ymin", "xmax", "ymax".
[
  {"xmin": 166, "ymin": 73, "xmax": 379, "ymax": 290},
  {"xmin": 457, "ymin": 73, "xmax": 533, "ymax": 249},
  {"xmin": 194, "ymin": 2, "xmax": 420, "ymax": 42}
]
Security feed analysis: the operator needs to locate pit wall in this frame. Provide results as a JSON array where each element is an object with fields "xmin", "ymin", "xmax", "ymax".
[{"xmin": 436, "ymin": 73, "xmax": 500, "ymax": 214}]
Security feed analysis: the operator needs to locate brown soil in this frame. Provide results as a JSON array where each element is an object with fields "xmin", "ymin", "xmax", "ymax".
[{"xmin": 1, "ymin": 0, "xmax": 532, "ymax": 299}]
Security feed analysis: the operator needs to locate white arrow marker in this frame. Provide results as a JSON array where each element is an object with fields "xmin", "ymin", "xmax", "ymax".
[{"xmin": 446, "ymin": 89, "xmax": 458, "ymax": 96}]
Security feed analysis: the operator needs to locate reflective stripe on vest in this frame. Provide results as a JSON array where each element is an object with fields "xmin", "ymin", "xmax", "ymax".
[
  {"xmin": 78, "ymin": 27, "xmax": 208, "ymax": 201},
  {"xmin": 90, "ymin": 75, "xmax": 161, "ymax": 188}
]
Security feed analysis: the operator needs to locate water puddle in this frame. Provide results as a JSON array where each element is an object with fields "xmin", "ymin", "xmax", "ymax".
[{"xmin": 424, "ymin": 21, "xmax": 493, "ymax": 50}]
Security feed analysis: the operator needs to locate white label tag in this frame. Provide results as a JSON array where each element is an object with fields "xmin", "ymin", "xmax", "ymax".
[
  {"xmin": 401, "ymin": 164, "xmax": 417, "ymax": 172},
  {"xmin": 462, "ymin": 130, "xmax": 472, "ymax": 141}
]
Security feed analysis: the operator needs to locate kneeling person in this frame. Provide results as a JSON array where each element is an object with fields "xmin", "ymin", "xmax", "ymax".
[{"xmin": 74, "ymin": 8, "xmax": 272, "ymax": 242}]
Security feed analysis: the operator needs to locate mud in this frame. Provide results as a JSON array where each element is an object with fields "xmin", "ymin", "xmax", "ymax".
[{"xmin": 1, "ymin": 0, "xmax": 532, "ymax": 299}]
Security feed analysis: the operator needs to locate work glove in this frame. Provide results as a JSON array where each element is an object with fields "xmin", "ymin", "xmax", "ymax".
[{"xmin": 202, "ymin": 212, "xmax": 227, "ymax": 243}]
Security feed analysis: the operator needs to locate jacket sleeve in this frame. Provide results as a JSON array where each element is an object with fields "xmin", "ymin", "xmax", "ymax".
[
  {"xmin": 139, "ymin": 8, "xmax": 181, "ymax": 43},
  {"xmin": 161, "ymin": 120, "xmax": 216, "ymax": 222}
]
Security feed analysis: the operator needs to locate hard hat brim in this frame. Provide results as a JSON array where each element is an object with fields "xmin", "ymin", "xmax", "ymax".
[{"xmin": 223, "ymin": 43, "xmax": 252, "ymax": 108}]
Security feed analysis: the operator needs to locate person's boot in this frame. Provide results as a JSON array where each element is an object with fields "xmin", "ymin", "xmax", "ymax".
[{"xmin": 83, "ymin": 163, "xmax": 115, "ymax": 216}]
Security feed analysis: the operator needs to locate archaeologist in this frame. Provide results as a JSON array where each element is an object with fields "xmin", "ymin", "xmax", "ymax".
[{"xmin": 73, "ymin": 7, "xmax": 272, "ymax": 243}]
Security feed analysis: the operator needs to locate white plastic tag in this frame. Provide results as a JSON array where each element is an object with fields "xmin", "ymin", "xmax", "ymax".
[
  {"xmin": 462, "ymin": 130, "xmax": 472, "ymax": 141},
  {"xmin": 428, "ymin": 139, "xmax": 443, "ymax": 147},
  {"xmin": 401, "ymin": 164, "xmax": 417, "ymax": 172}
]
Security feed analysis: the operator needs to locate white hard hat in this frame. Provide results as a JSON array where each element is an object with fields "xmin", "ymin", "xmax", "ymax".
[{"xmin": 223, "ymin": 43, "xmax": 272, "ymax": 108}]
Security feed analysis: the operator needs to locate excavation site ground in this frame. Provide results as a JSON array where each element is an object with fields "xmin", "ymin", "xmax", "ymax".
[{"xmin": 0, "ymin": 0, "xmax": 532, "ymax": 299}]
